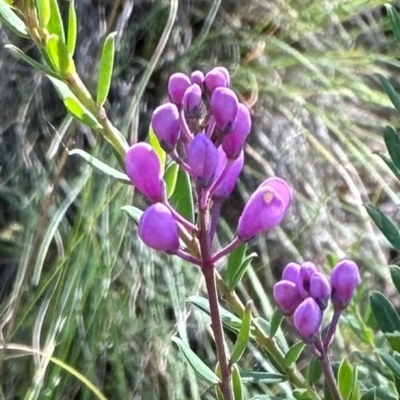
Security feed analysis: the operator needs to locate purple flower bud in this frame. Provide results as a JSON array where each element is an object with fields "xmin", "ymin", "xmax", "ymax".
[
  {"xmin": 330, "ymin": 260, "xmax": 361, "ymax": 309},
  {"xmin": 168, "ymin": 72, "xmax": 191, "ymax": 104},
  {"xmin": 282, "ymin": 262, "xmax": 301, "ymax": 283},
  {"xmin": 210, "ymin": 87, "xmax": 239, "ymax": 132},
  {"xmin": 204, "ymin": 67, "xmax": 230, "ymax": 92},
  {"xmin": 273, "ymin": 280, "xmax": 302, "ymax": 315},
  {"xmin": 125, "ymin": 143, "xmax": 165, "ymax": 202},
  {"xmin": 222, "ymin": 103, "xmax": 252, "ymax": 159},
  {"xmin": 237, "ymin": 177, "xmax": 292, "ymax": 241},
  {"xmin": 191, "ymin": 70, "xmax": 204, "ymax": 87},
  {"xmin": 187, "ymin": 134, "xmax": 219, "ymax": 187},
  {"xmin": 297, "ymin": 262, "xmax": 317, "ymax": 298},
  {"xmin": 293, "ymin": 298, "xmax": 322, "ymax": 339},
  {"xmin": 212, "ymin": 147, "xmax": 244, "ymax": 199},
  {"xmin": 182, "ymin": 84, "xmax": 202, "ymax": 118},
  {"xmin": 309, "ymin": 272, "xmax": 331, "ymax": 310},
  {"xmin": 151, "ymin": 103, "xmax": 180, "ymax": 152},
  {"xmin": 138, "ymin": 203, "xmax": 180, "ymax": 253}
]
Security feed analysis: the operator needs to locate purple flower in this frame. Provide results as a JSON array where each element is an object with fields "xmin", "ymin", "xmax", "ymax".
[
  {"xmin": 309, "ymin": 272, "xmax": 331, "ymax": 310},
  {"xmin": 293, "ymin": 298, "xmax": 322, "ymax": 339},
  {"xmin": 191, "ymin": 70, "xmax": 204, "ymax": 87},
  {"xmin": 151, "ymin": 103, "xmax": 180, "ymax": 152},
  {"xmin": 125, "ymin": 143, "xmax": 165, "ymax": 202},
  {"xmin": 222, "ymin": 103, "xmax": 252, "ymax": 159},
  {"xmin": 212, "ymin": 147, "xmax": 244, "ymax": 199},
  {"xmin": 168, "ymin": 72, "xmax": 191, "ymax": 104},
  {"xmin": 297, "ymin": 262, "xmax": 318, "ymax": 298},
  {"xmin": 237, "ymin": 177, "xmax": 292, "ymax": 241},
  {"xmin": 210, "ymin": 87, "xmax": 239, "ymax": 132},
  {"xmin": 273, "ymin": 280, "xmax": 302, "ymax": 315},
  {"xmin": 204, "ymin": 67, "xmax": 230, "ymax": 92},
  {"xmin": 282, "ymin": 262, "xmax": 301, "ymax": 284},
  {"xmin": 187, "ymin": 134, "xmax": 219, "ymax": 187},
  {"xmin": 138, "ymin": 203, "xmax": 180, "ymax": 253},
  {"xmin": 182, "ymin": 84, "xmax": 202, "ymax": 118},
  {"xmin": 330, "ymin": 260, "xmax": 361, "ymax": 309}
]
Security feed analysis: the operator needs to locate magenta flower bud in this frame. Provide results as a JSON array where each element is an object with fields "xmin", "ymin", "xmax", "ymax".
[
  {"xmin": 273, "ymin": 280, "xmax": 302, "ymax": 315},
  {"xmin": 187, "ymin": 134, "xmax": 219, "ymax": 187},
  {"xmin": 168, "ymin": 72, "xmax": 191, "ymax": 104},
  {"xmin": 293, "ymin": 298, "xmax": 322, "ymax": 340},
  {"xmin": 151, "ymin": 103, "xmax": 180, "ymax": 152},
  {"xmin": 204, "ymin": 67, "xmax": 230, "ymax": 92},
  {"xmin": 222, "ymin": 103, "xmax": 251, "ymax": 159},
  {"xmin": 191, "ymin": 70, "xmax": 204, "ymax": 87},
  {"xmin": 297, "ymin": 262, "xmax": 318, "ymax": 298},
  {"xmin": 330, "ymin": 260, "xmax": 361, "ymax": 309},
  {"xmin": 210, "ymin": 87, "xmax": 239, "ymax": 132},
  {"xmin": 182, "ymin": 84, "xmax": 202, "ymax": 117},
  {"xmin": 212, "ymin": 147, "xmax": 244, "ymax": 199},
  {"xmin": 282, "ymin": 262, "xmax": 301, "ymax": 283},
  {"xmin": 237, "ymin": 177, "xmax": 292, "ymax": 241},
  {"xmin": 138, "ymin": 203, "xmax": 180, "ymax": 253},
  {"xmin": 125, "ymin": 143, "xmax": 165, "ymax": 202},
  {"xmin": 309, "ymin": 272, "xmax": 331, "ymax": 310}
]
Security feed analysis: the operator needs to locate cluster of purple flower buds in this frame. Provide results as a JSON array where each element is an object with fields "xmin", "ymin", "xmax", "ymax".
[
  {"xmin": 273, "ymin": 260, "xmax": 361, "ymax": 342},
  {"xmin": 123, "ymin": 67, "xmax": 293, "ymax": 263}
]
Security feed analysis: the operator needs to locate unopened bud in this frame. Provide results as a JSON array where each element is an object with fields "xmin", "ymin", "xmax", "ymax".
[
  {"xmin": 293, "ymin": 298, "xmax": 322, "ymax": 340},
  {"xmin": 273, "ymin": 280, "xmax": 302, "ymax": 315},
  {"xmin": 151, "ymin": 103, "xmax": 180, "ymax": 152},
  {"xmin": 182, "ymin": 84, "xmax": 202, "ymax": 118},
  {"xmin": 282, "ymin": 262, "xmax": 301, "ymax": 284},
  {"xmin": 204, "ymin": 67, "xmax": 230, "ymax": 92},
  {"xmin": 168, "ymin": 72, "xmax": 191, "ymax": 104},
  {"xmin": 309, "ymin": 272, "xmax": 331, "ymax": 310},
  {"xmin": 210, "ymin": 87, "xmax": 238, "ymax": 132}
]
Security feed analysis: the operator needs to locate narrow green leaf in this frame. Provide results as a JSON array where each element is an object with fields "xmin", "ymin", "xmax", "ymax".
[
  {"xmin": 360, "ymin": 388, "xmax": 376, "ymax": 400},
  {"xmin": 374, "ymin": 151, "xmax": 400, "ymax": 181},
  {"xmin": 148, "ymin": 128, "xmax": 166, "ymax": 175},
  {"xmin": 121, "ymin": 205, "xmax": 143, "ymax": 226},
  {"xmin": 365, "ymin": 204, "xmax": 400, "ymax": 251},
  {"xmin": 270, "ymin": 308, "xmax": 284, "ymax": 338},
  {"xmin": 284, "ymin": 341, "xmax": 306, "ymax": 367},
  {"xmin": 231, "ymin": 252, "xmax": 258, "ymax": 289},
  {"xmin": 355, "ymin": 351, "xmax": 392, "ymax": 380},
  {"xmin": 377, "ymin": 74, "xmax": 400, "ymax": 114},
  {"xmin": 377, "ymin": 350, "xmax": 400, "ymax": 379},
  {"xmin": 46, "ymin": 34, "xmax": 75, "ymax": 75},
  {"xmin": 35, "ymin": 0, "xmax": 50, "ymax": 27},
  {"xmin": 370, "ymin": 291, "xmax": 400, "ymax": 334},
  {"xmin": 164, "ymin": 162, "xmax": 179, "ymax": 198},
  {"xmin": 97, "ymin": 32, "xmax": 117, "ymax": 106},
  {"xmin": 292, "ymin": 389, "xmax": 309, "ymax": 400},
  {"xmin": 386, "ymin": 331, "xmax": 400, "ymax": 353},
  {"xmin": 383, "ymin": 126, "xmax": 400, "ymax": 171},
  {"xmin": 68, "ymin": 149, "xmax": 130, "ymax": 183},
  {"xmin": 351, "ymin": 368, "xmax": 361, "ymax": 400},
  {"xmin": 230, "ymin": 302, "xmax": 252, "ymax": 365},
  {"xmin": 390, "ymin": 265, "xmax": 400, "ymax": 296},
  {"xmin": 226, "ymin": 243, "xmax": 247, "ymax": 288},
  {"xmin": 338, "ymin": 359, "xmax": 354, "ymax": 400},
  {"xmin": 0, "ymin": 0, "xmax": 28, "ymax": 37},
  {"xmin": 386, "ymin": 4, "xmax": 400, "ymax": 46},
  {"xmin": 48, "ymin": 76, "xmax": 102, "ymax": 129},
  {"xmin": 67, "ymin": 0, "xmax": 77, "ymax": 55},
  {"xmin": 47, "ymin": 0, "xmax": 65, "ymax": 42},
  {"xmin": 240, "ymin": 371, "xmax": 286, "ymax": 384},
  {"xmin": 307, "ymin": 356, "xmax": 322, "ymax": 385},
  {"xmin": 172, "ymin": 336, "xmax": 220, "ymax": 385},
  {"xmin": 232, "ymin": 364, "xmax": 244, "ymax": 400},
  {"xmin": 169, "ymin": 167, "xmax": 194, "ymax": 222}
]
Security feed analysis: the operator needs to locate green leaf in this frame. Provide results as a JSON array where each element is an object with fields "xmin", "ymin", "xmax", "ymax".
[
  {"xmin": 226, "ymin": 243, "xmax": 247, "ymax": 288},
  {"xmin": 48, "ymin": 76, "xmax": 102, "ymax": 129},
  {"xmin": 391, "ymin": 265, "xmax": 400, "ymax": 295},
  {"xmin": 374, "ymin": 151, "xmax": 400, "ymax": 181},
  {"xmin": 240, "ymin": 371, "xmax": 286, "ymax": 384},
  {"xmin": 67, "ymin": 0, "xmax": 77, "ymax": 55},
  {"xmin": 231, "ymin": 252, "xmax": 258, "ymax": 289},
  {"xmin": 365, "ymin": 204, "xmax": 400, "ymax": 251},
  {"xmin": 148, "ymin": 128, "xmax": 166, "ymax": 175},
  {"xmin": 292, "ymin": 389, "xmax": 309, "ymax": 400},
  {"xmin": 171, "ymin": 336, "xmax": 220, "ymax": 385},
  {"xmin": 338, "ymin": 359, "xmax": 354, "ymax": 400},
  {"xmin": 383, "ymin": 126, "xmax": 400, "ymax": 171},
  {"xmin": 97, "ymin": 32, "xmax": 117, "ymax": 106},
  {"xmin": 370, "ymin": 291, "xmax": 400, "ymax": 334},
  {"xmin": 164, "ymin": 162, "xmax": 179, "ymax": 198},
  {"xmin": 47, "ymin": 0, "xmax": 66, "ymax": 42},
  {"xmin": 270, "ymin": 308, "xmax": 284, "ymax": 338},
  {"xmin": 377, "ymin": 350, "xmax": 400, "ymax": 379},
  {"xmin": 0, "ymin": 0, "xmax": 28, "ymax": 37},
  {"xmin": 169, "ymin": 167, "xmax": 194, "ymax": 222},
  {"xmin": 355, "ymin": 352, "xmax": 392, "ymax": 380},
  {"xmin": 121, "ymin": 205, "xmax": 143, "ymax": 226},
  {"xmin": 35, "ymin": 0, "xmax": 50, "ymax": 27},
  {"xmin": 68, "ymin": 149, "xmax": 130, "ymax": 183},
  {"xmin": 46, "ymin": 34, "xmax": 75, "ymax": 75},
  {"xmin": 307, "ymin": 356, "xmax": 322, "ymax": 385},
  {"xmin": 232, "ymin": 364, "xmax": 244, "ymax": 400},
  {"xmin": 378, "ymin": 74, "xmax": 400, "ymax": 114},
  {"xmin": 284, "ymin": 341, "xmax": 306, "ymax": 367},
  {"xmin": 360, "ymin": 388, "xmax": 376, "ymax": 400},
  {"xmin": 230, "ymin": 302, "xmax": 252, "ymax": 365},
  {"xmin": 385, "ymin": 4, "xmax": 400, "ymax": 46},
  {"xmin": 386, "ymin": 331, "xmax": 400, "ymax": 353}
]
